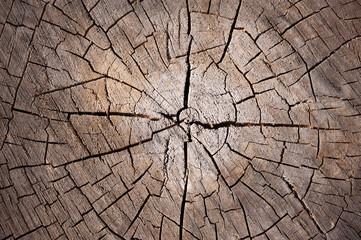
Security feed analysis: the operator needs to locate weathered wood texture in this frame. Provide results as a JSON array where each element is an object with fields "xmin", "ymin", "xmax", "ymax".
[{"xmin": 1, "ymin": 0, "xmax": 361, "ymax": 239}]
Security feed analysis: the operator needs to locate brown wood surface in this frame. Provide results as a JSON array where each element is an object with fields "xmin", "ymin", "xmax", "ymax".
[{"xmin": 1, "ymin": 0, "xmax": 361, "ymax": 239}]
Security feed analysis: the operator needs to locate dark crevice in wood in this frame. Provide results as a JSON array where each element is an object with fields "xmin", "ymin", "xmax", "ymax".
[
  {"xmin": 179, "ymin": 166, "xmax": 188, "ymax": 240},
  {"xmin": 183, "ymin": 37, "xmax": 193, "ymax": 108},
  {"xmin": 191, "ymin": 120, "xmax": 341, "ymax": 130},
  {"xmin": 62, "ymin": 111, "xmax": 161, "ymax": 121},
  {"xmin": 55, "ymin": 122, "xmax": 178, "ymax": 167},
  {"xmin": 217, "ymin": 0, "xmax": 242, "ymax": 64}
]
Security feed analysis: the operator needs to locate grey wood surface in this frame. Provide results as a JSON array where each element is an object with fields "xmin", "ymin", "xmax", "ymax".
[{"xmin": 1, "ymin": 0, "xmax": 361, "ymax": 239}]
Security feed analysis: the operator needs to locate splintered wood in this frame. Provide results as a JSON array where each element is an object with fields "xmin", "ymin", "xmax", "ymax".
[{"xmin": 0, "ymin": 0, "xmax": 360, "ymax": 239}]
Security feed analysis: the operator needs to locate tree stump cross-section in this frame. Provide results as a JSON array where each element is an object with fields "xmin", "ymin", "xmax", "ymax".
[{"xmin": 0, "ymin": 0, "xmax": 361, "ymax": 239}]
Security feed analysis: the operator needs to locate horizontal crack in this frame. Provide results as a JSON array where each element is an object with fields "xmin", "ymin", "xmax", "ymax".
[
  {"xmin": 191, "ymin": 121, "xmax": 341, "ymax": 130},
  {"xmin": 55, "ymin": 122, "xmax": 179, "ymax": 167},
  {"xmin": 64, "ymin": 111, "xmax": 161, "ymax": 120}
]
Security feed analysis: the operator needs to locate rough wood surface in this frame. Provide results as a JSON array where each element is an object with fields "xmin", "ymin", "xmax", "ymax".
[{"xmin": 1, "ymin": 0, "xmax": 361, "ymax": 239}]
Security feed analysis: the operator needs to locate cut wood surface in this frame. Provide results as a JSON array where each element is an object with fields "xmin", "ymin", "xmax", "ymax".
[{"xmin": 1, "ymin": 0, "xmax": 361, "ymax": 239}]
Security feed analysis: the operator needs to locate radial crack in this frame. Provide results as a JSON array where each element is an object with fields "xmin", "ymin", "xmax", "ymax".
[{"xmin": 217, "ymin": 0, "xmax": 243, "ymax": 64}]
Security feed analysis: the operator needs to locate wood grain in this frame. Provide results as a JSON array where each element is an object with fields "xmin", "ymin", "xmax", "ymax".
[{"xmin": 1, "ymin": 0, "xmax": 361, "ymax": 239}]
